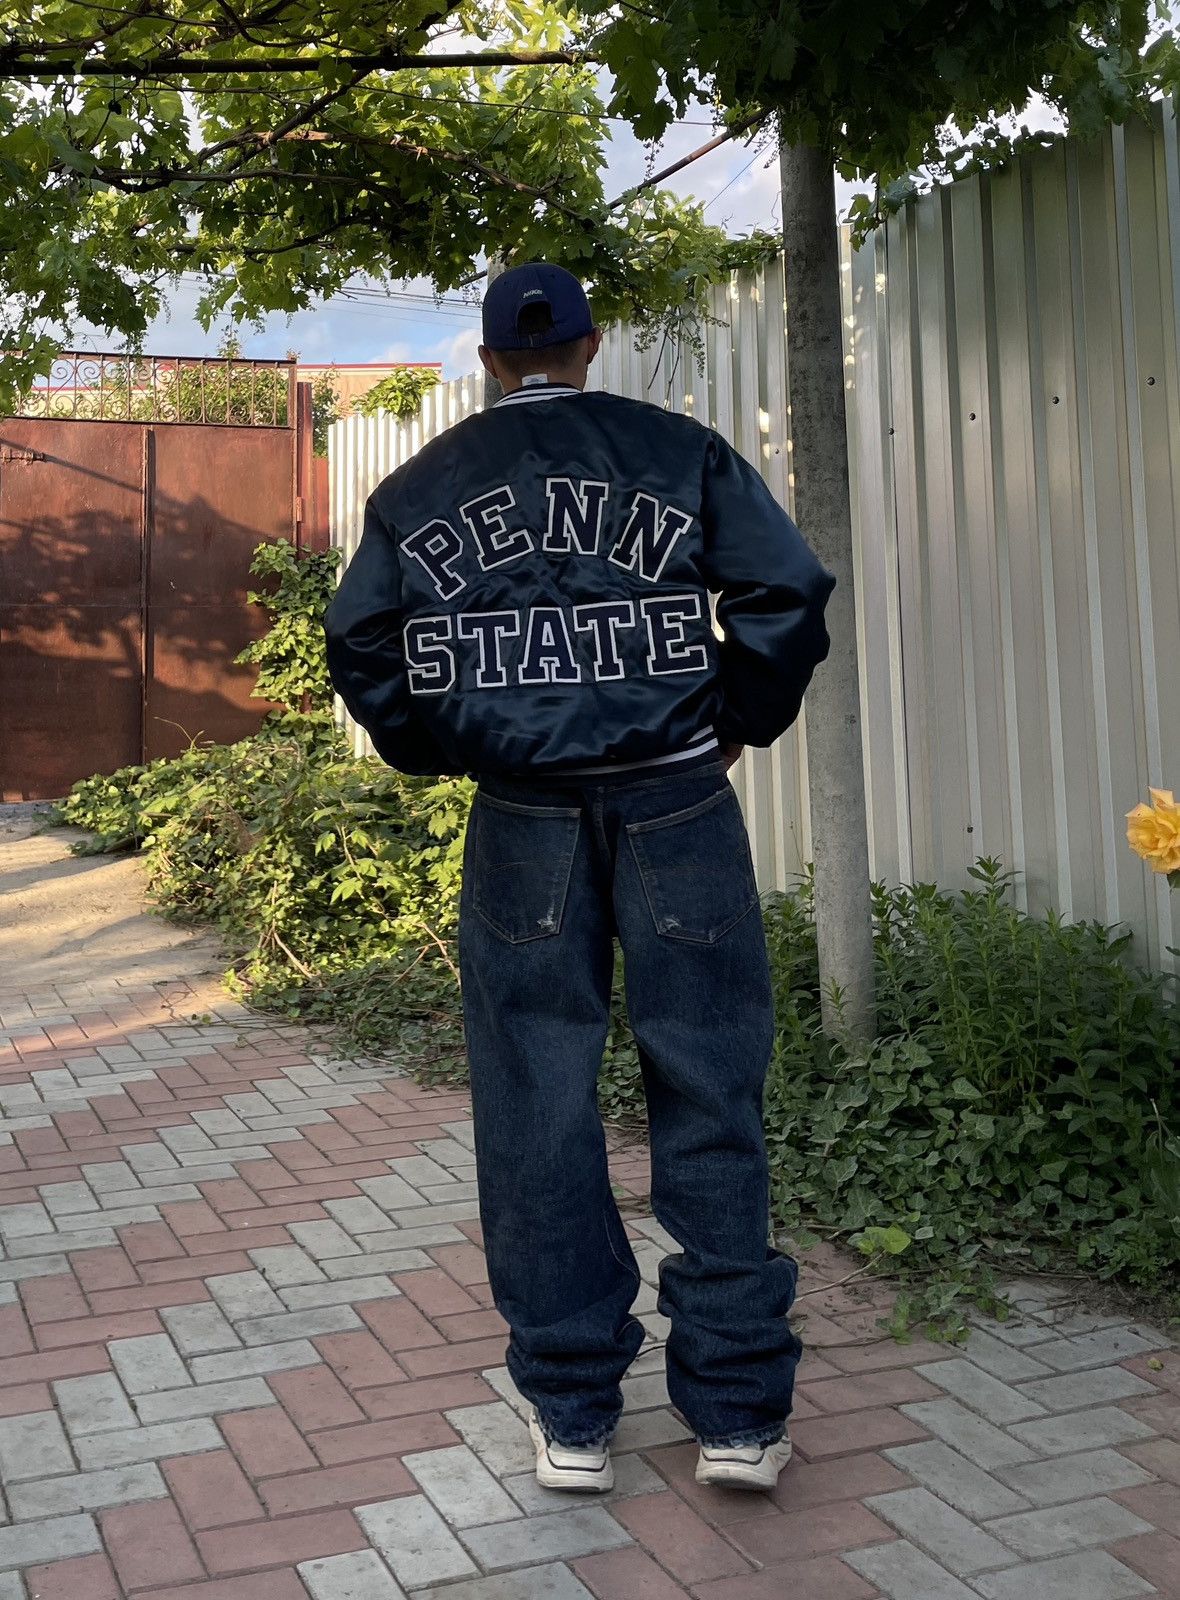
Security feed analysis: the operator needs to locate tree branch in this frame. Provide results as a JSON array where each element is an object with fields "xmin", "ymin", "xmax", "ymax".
[{"xmin": 0, "ymin": 47, "xmax": 587, "ymax": 79}]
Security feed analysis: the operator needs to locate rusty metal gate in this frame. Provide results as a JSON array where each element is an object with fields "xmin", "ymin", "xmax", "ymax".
[{"xmin": 0, "ymin": 353, "xmax": 320, "ymax": 802}]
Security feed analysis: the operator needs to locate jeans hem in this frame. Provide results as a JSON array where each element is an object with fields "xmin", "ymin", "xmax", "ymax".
[
  {"xmin": 534, "ymin": 1410, "xmax": 616, "ymax": 1451},
  {"xmin": 697, "ymin": 1426, "xmax": 786, "ymax": 1450}
]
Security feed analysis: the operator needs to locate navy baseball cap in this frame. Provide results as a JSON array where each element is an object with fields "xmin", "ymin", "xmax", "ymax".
[{"xmin": 481, "ymin": 262, "xmax": 595, "ymax": 350}]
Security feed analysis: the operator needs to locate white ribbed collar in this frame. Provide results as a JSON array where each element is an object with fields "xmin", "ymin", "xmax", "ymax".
[{"xmin": 494, "ymin": 383, "xmax": 583, "ymax": 407}]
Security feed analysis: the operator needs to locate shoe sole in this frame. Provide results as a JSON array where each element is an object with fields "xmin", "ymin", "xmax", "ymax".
[
  {"xmin": 530, "ymin": 1416, "xmax": 614, "ymax": 1495},
  {"xmin": 695, "ymin": 1442, "xmax": 793, "ymax": 1492},
  {"xmin": 535, "ymin": 1459, "xmax": 614, "ymax": 1493}
]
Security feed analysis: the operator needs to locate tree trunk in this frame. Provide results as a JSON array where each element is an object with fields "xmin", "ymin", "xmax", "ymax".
[
  {"xmin": 482, "ymin": 254, "xmax": 507, "ymax": 410},
  {"xmin": 779, "ymin": 141, "xmax": 877, "ymax": 1041}
]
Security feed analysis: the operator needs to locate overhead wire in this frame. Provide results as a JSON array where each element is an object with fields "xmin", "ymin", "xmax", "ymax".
[{"xmin": 701, "ymin": 146, "xmax": 765, "ymax": 213}]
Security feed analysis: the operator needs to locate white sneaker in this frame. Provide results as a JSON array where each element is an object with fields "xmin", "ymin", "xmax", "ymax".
[
  {"xmin": 529, "ymin": 1410, "xmax": 614, "ymax": 1494},
  {"xmin": 695, "ymin": 1433, "xmax": 793, "ymax": 1491}
]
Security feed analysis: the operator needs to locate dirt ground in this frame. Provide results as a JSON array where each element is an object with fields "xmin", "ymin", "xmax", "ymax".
[{"xmin": 0, "ymin": 803, "xmax": 226, "ymax": 993}]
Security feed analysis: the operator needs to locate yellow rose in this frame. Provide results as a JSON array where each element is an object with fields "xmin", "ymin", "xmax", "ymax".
[{"xmin": 1126, "ymin": 788, "xmax": 1180, "ymax": 876}]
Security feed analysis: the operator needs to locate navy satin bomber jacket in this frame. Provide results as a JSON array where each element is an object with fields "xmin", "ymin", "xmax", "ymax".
[{"xmin": 323, "ymin": 382, "xmax": 836, "ymax": 778}]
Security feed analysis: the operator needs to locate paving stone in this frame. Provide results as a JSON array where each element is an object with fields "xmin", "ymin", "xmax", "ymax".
[
  {"xmin": 236, "ymin": 1307, "xmax": 363, "ymax": 1346},
  {"xmin": 1118, "ymin": 1437, "xmax": 1180, "ymax": 1484},
  {"xmin": 249, "ymin": 1246, "xmax": 326, "ymax": 1288},
  {"xmin": 40, "ymin": 1183, "xmax": 99, "ymax": 1218},
  {"xmin": 460, "ymin": 1506, "xmax": 632, "ymax": 1571},
  {"xmin": 8, "ymin": 1462, "xmax": 167, "ymax": 1519},
  {"xmin": 153, "ymin": 1162, "xmax": 236, "ymax": 1182},
  {"xmin": 843, "ymin": 1539, "xmax": 979, "ymax": 1599},
  {"xmin": 189, "ymin": 1340, "xmax": 321, "ymax": 1384},
  {"xmin": 105, "ymin": 1183, "xmax": 198, "ymax": 1208},
  {"xmin": 321, "ymin": 1251, "xmax": 434, "ymax": 1280},
  {"xmin": 884, "ymin": 1441, "xmax": 1029, "ymax": 1519},
  {"xmin": 0, "ymin": 1411, "xmax": 74, "ymax": 1482},
  {"xmin": 1036, "ymin": 1309, "xmax": 1137, "ymax": 1336},
  {"xmin": 136, "ymin": 1377, "xmax": 277, "ymax": 1423},
  {"xmin": 864, "ymin": 1487, "xmax": 1017, "ymax": 1576},
  {"xmin": 0, "ymin": 1205, "xmax": 53, "ymax": 1239},
  {"xmin": 1017, "ymin": 1368, "xmax": 1158, "ymax": 1411},
  {"xmin": 413, "ymin": 1566, "xmax": 594, "ymax": 1600},
  {"xmin": 298, "ymin": 1549, "xmax": 408, "ymax": 1600},
  {"xmin": 77, "ymin": 1206, "xmax": 160, "ymax": 1230},
  {"xmin": 986, "ymin": 1497, "xmax": 1155, "ymax": 1558},
  {"xmin": 961, "ymin": 1328, "xmax": 1053, "ymax": 1382},
  {"xmin": 1109, "ymin": 1482, "xmax": 1180, "ymax": 1539},
  {"xmin": 1111, "ymin": 1529, "xmax": 1180, "ymax": 1591},
  {"xmin": 53, "ymin": 1374, "xmax": 138, "ymax": 1437},
  {"xmin": 356, "ymin": 1494, "xmax": 477, "ymax": 1588},
  {"xmin": 124, "ymin": 1144, "xmax": 181, "ymax": 1175},
  {"xmin": 109, "ymin": 1334, "xmax": 192, "ymax": 1395},
  {"xmin": 0, "ymin": 1573, "xmax": 21, "ymax": 1600},
  {"xmin": 10, "ymin": 1228, "xmax": 118, "ymax": 1258},
  {"xmin": 163, "ymin": 1449, "xmax": 265, "ymax": 1531},
  {"xmin": 192, "ymin": 1110, "xmax": 247, "ymax": 1137},
  {"xmin": 323, "ymin": 1199, "xmax": 397, "ymax": 1236},
  {"xmin": 0, "ymin": 1257, "xmax": 70, "ymax": 1284},
  {"xmin": 281, "ymin": 1278, "xmax": 402, "ymax": 1311},
  {"xmin": 357, "ymin": 1176, "xmax": 424, "ymax": 1212},
  {"xmin": 81, "ymin": 1164, "xmax": 139, "ymax": 1195},
  {"xmin": 159, "ymin": 1127, "xmax": 215, "ymax": 1154},
  {"xmin": 503, "ymin": 1453, "xmax": 667, "ymax": 1516},
  {"xmin": 914, "ymin": 1359, "xmax": 1045, "ymax": 1424},
  {"xmin": 76, "ymin": 1419, "xmax": 223, "ymax": 1469},
  {"xmin": 404, "ymin": 1444, "xmax": 522, "ymax": 1528},
  {"xmin": 441, "ymin": 1120, "xmax": 477, "ymax": 1150},
  {"xmin": 103, "ymin": 1498, "xmax": 203, "ymax": 1590},
  {"xmin": 899, "ymin": 1400, "xmax": 1036, "ymax": 1470},
  {"xmin": 417, "ymin": 1138, "xmax": 478, "ymax": 1171},
  {"xmin": 0, "ymin": 1513, "xmax": 101, "ymax": 1571},
  {"xmin": 1007, "ymin": 1405, "xmax": 1156, "ymax": 1456},
  {"xmin": 610, "ymin": 1409, "xmax": 693, "ymax": 1453},
  {"xmin": 1032, "ymin": 1328, "xmax": 1164, "ymax": 1372},
  {"xmin": 386, "ymin": 1201, "xmax": 481, "ymax": 1227},
  {"xmin": 970, "ymin": 1549, "xmax": 1154, "ymax": 1598},
  {"xmin": 388, "ymin": 1156, "xmax": 455, "ymax": 1189},
  {"xmin": 223, "ymin": 1092, "xmax": 276, "ymax": 1120},
  {"xmin": 348, "ymin": 1224, "xmax": 466, "ymax": 1254},
  {"xmin": 618, "ymin": 1371, "xmax": 671, "ymax": 1411},
  {"xmin": 160, "ymin": 1302, "xmax": 242, "ymax": 1357},
  {"xmin": 997, "ymin": 1448, "xmax": 1155, "ymax": 1506},
  {"xmin": 288, "ymin": 1222, "xmax": 361, "ymax": 1260},
  {"xmin": 196, "ymin": 1510, "xmax": 367, "ymax": 1578},
  {"xmin": 207, "ymin": 1271, "xmax": 286, "ymax": 1321},
  {"xmin": 445, "ymin": 1402, "xmax": 536, "ymax": 1477}
]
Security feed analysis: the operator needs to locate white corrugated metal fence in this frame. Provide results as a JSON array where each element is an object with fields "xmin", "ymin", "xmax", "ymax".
[{"xmin": 329, "ymin": 105, "xmax": 1180, "ymax": 968}]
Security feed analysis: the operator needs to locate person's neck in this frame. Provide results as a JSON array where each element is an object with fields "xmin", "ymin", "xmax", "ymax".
[{"xmin": 497, "ymin": 371, "xmax": 584, "ymax": 395}]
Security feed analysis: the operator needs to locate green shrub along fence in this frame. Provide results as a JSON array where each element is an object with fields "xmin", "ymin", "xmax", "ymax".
[{"xmin": 53, "ymin": 543, "xmax": 1180, "ymax": 1335}]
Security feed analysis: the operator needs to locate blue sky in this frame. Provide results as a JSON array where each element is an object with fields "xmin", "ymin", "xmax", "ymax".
[{"xmin": 91, "ymin": 113, "xmax": 789, "ymax": 382}]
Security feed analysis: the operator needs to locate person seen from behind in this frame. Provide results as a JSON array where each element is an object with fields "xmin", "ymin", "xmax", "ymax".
[{"xmin": 324, "ymin": 262, "xmax": 835, "ymax": 1493}]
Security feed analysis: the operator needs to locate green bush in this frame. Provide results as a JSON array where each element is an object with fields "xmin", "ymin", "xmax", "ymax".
[
  {"xmin": 760, "ymin": 864, "xmax": 1180, "ymax": 1326},
  {"xmin": 51, "ymin": 538, "xmax": 1180, "ymax": 1333}
]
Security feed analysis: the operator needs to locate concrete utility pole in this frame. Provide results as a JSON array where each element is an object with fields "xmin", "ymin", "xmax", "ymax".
[
  {"xmin": 779, "ymin": 141, "xmax": 877, "ymax": 1041},
  {"xmin": 482, "ymin": 254, "xmax": 507, "ymax": 410}
]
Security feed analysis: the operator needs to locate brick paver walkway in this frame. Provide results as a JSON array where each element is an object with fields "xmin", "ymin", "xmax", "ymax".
[{"xmin": 0, "ymin": 965, "xmax": 1177, "ymax": 1599}]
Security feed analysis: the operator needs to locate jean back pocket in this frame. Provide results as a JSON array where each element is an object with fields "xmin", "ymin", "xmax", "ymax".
[
  {"xmin": 470, "ymin": 791, "xmax": 582, "ymax": 944},
  {"xmin": 626, "ymin": 785, "xmax": 758, "ymax": 944}
]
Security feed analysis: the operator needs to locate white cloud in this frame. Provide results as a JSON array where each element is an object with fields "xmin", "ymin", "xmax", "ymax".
[{"xmin": 442, "ymin": 325, "xmax": 483, "ymax": 380}]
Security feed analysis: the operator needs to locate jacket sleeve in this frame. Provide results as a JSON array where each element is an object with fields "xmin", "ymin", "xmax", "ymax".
[
  {"xmin": 699, "ymin": 430, "xmax": 836, "ymax": 748},
  {"xmin": 322, "ymin": 497, "xmax": 462, "ymax": 777}
]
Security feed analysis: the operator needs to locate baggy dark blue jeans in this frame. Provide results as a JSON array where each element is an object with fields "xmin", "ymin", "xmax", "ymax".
[{"xmin": 458, "ymin": 755, "xmax": 802, "ymax": 1449}]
